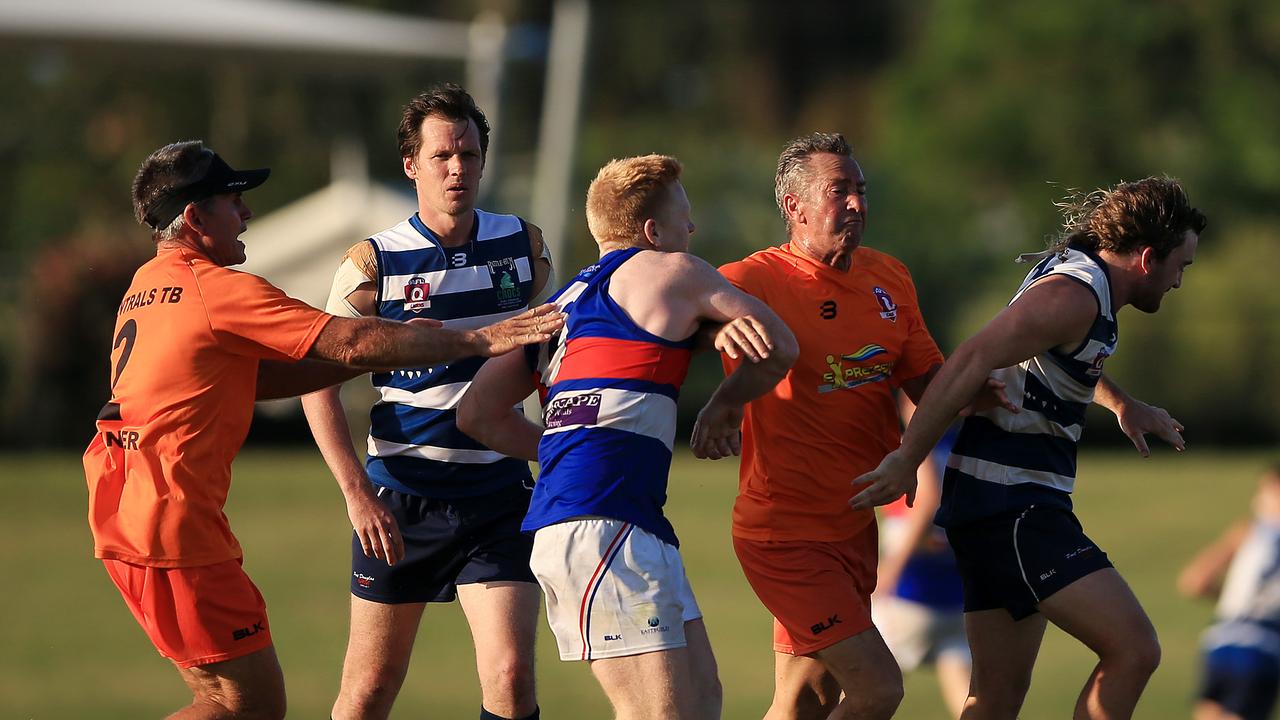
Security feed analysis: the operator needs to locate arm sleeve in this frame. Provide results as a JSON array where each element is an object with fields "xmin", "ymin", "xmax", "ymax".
[
  {"xmin": 198, "ymin": 267, "xmax": 333, "ymax": 361},
  {"xmin": 324, "ymin": 241, "xmax": 378, "ymax": 319}
]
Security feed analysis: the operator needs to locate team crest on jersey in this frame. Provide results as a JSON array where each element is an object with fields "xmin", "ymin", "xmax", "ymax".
[
  {"xmin": 487, "ymin": 257, "xmax": 523, "ymax": 310},
  {"xmin": 819, "ymin": 344, "xmax": 895, "ymax": 393},
  {"xmin": 873, "ymin": 286, "xmax": 897, "ymax": 322},
  {"xmin": 403, "ymin": 276, "xmax": 431, "ymax": 312},
  {"xmin": 1085, "ymin": 349, "xmax": 1110, "ymax": 377}
]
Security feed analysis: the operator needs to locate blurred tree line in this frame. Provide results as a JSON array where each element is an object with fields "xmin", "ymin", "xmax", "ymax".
[{"xmin": 1, "ymin": 0, "xmax": 1276, "ymax": 447}]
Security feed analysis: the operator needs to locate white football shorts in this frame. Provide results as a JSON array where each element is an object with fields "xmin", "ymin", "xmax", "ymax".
[{"xmin": 530, "ymin": 517, "xmax": 702, "ymax": 661}]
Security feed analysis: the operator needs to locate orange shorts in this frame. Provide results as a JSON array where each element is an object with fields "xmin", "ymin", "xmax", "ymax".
[
  {"xmin": 733, "ymin": 523, "xmax": 878, "ymax": 655},
  {"xmin": 102, "ymin": 557, "xmax": 272, "ymax": 668}
]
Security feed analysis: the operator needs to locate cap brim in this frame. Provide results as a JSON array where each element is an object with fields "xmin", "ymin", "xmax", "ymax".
[{"xmin": 216, "ymin": 167, "xmax": 270, "ymax": 194}]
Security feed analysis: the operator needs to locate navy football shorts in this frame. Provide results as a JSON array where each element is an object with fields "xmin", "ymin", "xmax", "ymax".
[
  {"xmin": 945, "ymin": 504, "xmax": 1113, "ymax": 620},
  {"xmin": 349, "ymin": 481, "xmax": 537, "ymax": 604},
  {"xmin": 1199, "ymin": 644, "xmax": 1280, "ymax": 720}
]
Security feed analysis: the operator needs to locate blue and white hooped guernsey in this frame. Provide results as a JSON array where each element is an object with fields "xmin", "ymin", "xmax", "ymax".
[
  {"xmin": 521, "ymin": 247, "xmax": 695, "ymax": 547},
  {"xmin": 936, "ymin": 246, "xmax": 1119, "ymax": 528},
  {"xmin": 366, "ymin": 210, "xmax": 536, "ymax": 498}
]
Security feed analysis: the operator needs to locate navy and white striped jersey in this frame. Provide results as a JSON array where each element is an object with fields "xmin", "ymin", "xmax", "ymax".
[
  {"xmin": 365, "ymin": 210, "xmax": 536, "ymax": 498},
  {"xmin": 936, "ymin": 247, "xmax": 1118, "ymax": 527}
]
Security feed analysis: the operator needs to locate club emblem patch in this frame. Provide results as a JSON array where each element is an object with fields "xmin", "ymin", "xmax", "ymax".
[
  {"xmin": 873, "ymin": 286, "xmax": 897, "ymax": 322},
  {"xmin": 403, "ymin": 277, "xmax": 430, "ymax": 312}
]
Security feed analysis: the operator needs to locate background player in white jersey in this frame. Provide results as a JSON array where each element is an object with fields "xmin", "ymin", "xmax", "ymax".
[
  {"xmin": 1180, "ymin": 465, "xmax": 1280, "ymax": 720},
  {"xmin": 853, "ymin": 177, "xmax": 1205, "ymax": 719},
  {"xmin": 301, "ymin": 83, "xmax": 554, "ymax": 720},
  {"xmin": 458, "ymin": 154, "xmax": 798, "ymax": 720}
]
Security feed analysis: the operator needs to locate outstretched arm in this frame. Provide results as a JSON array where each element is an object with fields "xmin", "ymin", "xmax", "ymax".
[
  {"xmin": 457, "ymin": 350, "xmax": 543, "ymax": 461},
  {"xmin": 850, "ymin": 276, "xmax": 1096, "ymax": 509}
]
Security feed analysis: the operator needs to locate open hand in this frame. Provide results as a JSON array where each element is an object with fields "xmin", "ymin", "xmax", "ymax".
[
  {"xmin": 690, "ymin": 399, "xmax": 744, "ymax": 460},
  {"xmin": 849, "ymin": 451, "xmax": 918, "ymax": 510},
  {"xmin": 473, "ymin": 303, "xmax": 566, "ymax": 357},
  {"xmin": 348, "ymin": 488, "xmax": 403, "ymax": 566},
  {"xmin": 714, "ymin": 315, "xmax": 774, "ymax": 363},
  {"xmin": 1117, "ymin": 399, "xmax": 1185, "ymax": 456}
]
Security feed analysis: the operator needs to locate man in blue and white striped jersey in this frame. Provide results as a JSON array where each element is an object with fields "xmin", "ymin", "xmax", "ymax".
[
  {"xmin": 302, "ymin": 83, "xmax": 554, "ymax": 720},
  {"xmin": 852, "ymin": 177, "xmax": 1205, "ymax": 720}
]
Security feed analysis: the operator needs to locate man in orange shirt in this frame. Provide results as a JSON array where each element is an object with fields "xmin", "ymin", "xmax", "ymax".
[
  {"xmin": 84, "ymin": 140, "xmax": 562, "ymax": 720},
  {"xmin": 718, "ymin": 132, "xmax": 1003, "ymax": 720}
]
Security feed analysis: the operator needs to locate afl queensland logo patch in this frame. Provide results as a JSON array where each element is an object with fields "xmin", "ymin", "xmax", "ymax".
[
  {"xmin": 873, "ymin": 286, "xmax": 897, "ymax": 322},
  {"xmin": 487, "ymin": 257, "xmax": 524, "ymax": 311},
  {"xmin": 403, "ymin": 276, "xmax": 430, "ymax": 312}
]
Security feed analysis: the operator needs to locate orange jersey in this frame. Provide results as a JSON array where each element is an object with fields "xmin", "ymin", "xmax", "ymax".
[
  {"xmin": 84, "ymin": 247, "xmax": 331, "ymax": 567},
  {"xmin": 720, "ymin": 243, "xmax": 942, "ymax": 542}
]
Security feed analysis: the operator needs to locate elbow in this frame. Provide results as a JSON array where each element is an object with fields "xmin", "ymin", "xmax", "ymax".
[
  {"xmin": 456, "ymin": 394, "xmax": 487, "ymax": 444},
  {"xmin": 763, "ymin": 328, "xmax": 799, "ymax": 376}
]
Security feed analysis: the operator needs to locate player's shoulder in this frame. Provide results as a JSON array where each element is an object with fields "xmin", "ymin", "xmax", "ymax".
[
  {"xmin": 474, "ymin": 208, "xmax": 528, "ymax": 242},
  {"xmin": 856, "ymin": 246, "xmax": 911, "ymax": 276},
  {"xmin": 720, "ymin": 245, "xmax": 790, "ymax": 282}
]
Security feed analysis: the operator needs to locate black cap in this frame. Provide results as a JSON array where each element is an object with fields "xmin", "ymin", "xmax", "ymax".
[{"xmin": 142, "ymin": 150, "xmax": 270, "ymax": 230}]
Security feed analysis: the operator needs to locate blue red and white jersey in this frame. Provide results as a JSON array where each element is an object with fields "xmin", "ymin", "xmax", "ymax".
[
  {"xmin": 883, "ymin": 430, "xmax": 964, "ymax": 609},
  {"xmin": 365, "ymin": 210, "xmax": 536, "ymax": 498},
  {"xmin": 937, "ymin": 246, "xmax": 1119, "ymax": 527},
  {"xmin": 1204, "ymin": 519, "xmax": 1280, "ymax": 655},
  {"xmin": 522, "ymin": 248, "xmax": 695, "ymax": 547}
]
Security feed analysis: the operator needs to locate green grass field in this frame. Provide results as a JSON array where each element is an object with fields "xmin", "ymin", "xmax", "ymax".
[{"xmin": 1, "ymin": 448, "xmax": 1271, "ymax": 718}]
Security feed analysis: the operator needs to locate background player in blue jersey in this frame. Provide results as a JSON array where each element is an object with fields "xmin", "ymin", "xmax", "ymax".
[
  {"xmin": 1180, "ymin": 464, "xmax": 1280, "ymax": 720},
  {"xmin": 301, "ymin": 84, "xmax": 555, "ymax": 720},
  {"xmin": 874, "ymin": 395, "xmax": 970, "ymax": 718},
  {"xmin": 458, "ymin": 154, "xmax": 798, "ymax": 720},
  {"xmin": 853, "ymin": 178, "xmax": 1205, "ymax": 719}
]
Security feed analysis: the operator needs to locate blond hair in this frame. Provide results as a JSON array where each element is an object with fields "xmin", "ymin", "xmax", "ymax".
[{"xmin": 585, "ymin": 154, "xmax": 683, "ymax": 248}]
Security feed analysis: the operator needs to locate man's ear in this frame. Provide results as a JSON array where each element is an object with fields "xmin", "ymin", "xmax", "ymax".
[
  {"xmin": 783, "ymin": 193, "xmax": 803, "ymax": 225},
  {"xmin": 402, "ymin": 155, "xmax": 417, "ymax": 181},
  {"xmin": 642, "ymin": 218, "xmax": 661, "ymax": 249},
  {"xmin": 1138, "ymin": 246, "xmax": 1157, "ymax": 274},
  {"xmin": 182, "ymin": 202, "xmax": 202, "ymax": 231}
]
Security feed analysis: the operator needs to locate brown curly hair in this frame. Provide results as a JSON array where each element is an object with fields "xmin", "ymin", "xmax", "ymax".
[{"xmin": 1053, "ymin": 177, "xmax": 1207, "ymax": 259}]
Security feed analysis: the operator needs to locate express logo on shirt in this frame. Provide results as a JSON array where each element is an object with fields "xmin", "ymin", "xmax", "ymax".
[
  {"xmin": 403, "ymin": 277, "xmax": 431, "ymax": 312},
  {"xmin": 819, "ymin": 344, "xmax": 895, "ymax": 393}
]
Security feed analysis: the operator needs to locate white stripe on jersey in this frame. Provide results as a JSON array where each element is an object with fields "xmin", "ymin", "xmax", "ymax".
[
  {"xmin": 946, "ymin": 454, "xmax": 1075, "ymax": 493},
  {"xmin": 438, "ymin": 307, "xmax": 526, "ymax": 331},
  {"xmin": 541, "ymin": 388, "xmax": 678, "ymax": 451},
  {"xmin": 371, "ymin": 212, "xmax": 524, "ymax": 251},
  {"xmin": 375, "ymin": 381, "xmax": 524, "ymax": 412},
  {"xmin": 367, "ymin": 436, "xmax": 504, "ymax": 464},
  {"xmin": 381, "ymin": 256, "xmax": 533, "ymax": 301}
]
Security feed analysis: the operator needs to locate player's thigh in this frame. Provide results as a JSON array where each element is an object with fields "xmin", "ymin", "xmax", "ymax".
[
  {"xmin": 343, "ymin": 596, "xmax": 426, "ymax": 678},
  {"xmin": 1037, "ymin": 567, "xmax": 1158, "ymax": 662},
  {"xmin": 965, "ymin": 608, "xmax": 1046, "ymax": 696},
  {"xmin": 590, "ymin": 647, "xmax": 698, "ymax": 718},
  {"xmin": 177, "ymin": 644, "xmax": 285, "ymax": 716},
  {"xmin": 814, "ymin": 624, "xmax": 902, "ymax": 697},
  {"xmin": 457, "ymin": 580, "xmax": 541, "ymax": 663},
  {"xmin": 680, "ymin": 617, "xmax": 721, "ymax": 697}
]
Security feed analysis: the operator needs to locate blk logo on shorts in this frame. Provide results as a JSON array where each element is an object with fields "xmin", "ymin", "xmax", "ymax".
[
  {"xmin": 232, "ymin": 621, "xmax": 265, "ymax": 641},
  {"xmin": 810, "ymin": 614, "xmax": 842, "ymax": 635}
]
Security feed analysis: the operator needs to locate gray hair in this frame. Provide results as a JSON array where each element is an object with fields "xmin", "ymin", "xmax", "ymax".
[{"xmin": 774, "ymin": 132, "xmax": 853, "ymax": 229}]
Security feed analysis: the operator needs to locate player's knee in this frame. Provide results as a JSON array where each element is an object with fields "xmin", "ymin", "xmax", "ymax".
[
  {"xmin": 216, "ymin": 688, "xmax": 286, "ymax": 720},
  {"xmin": 697, "ymin": 670, "xmax": 723, "ymax": 715},
  {"xmin": 1119, "ymin": 633, "xmax": 1162, "ymax": 677},
  {"xmin": 343, "ymin": 675, "xmax": 400, "ymax": 712},
  {"xmin": 484, "ymin": 655, "xmax": 537, "ymax": 703},
  {"xmin": 863, "ymin": 680, "xmax": 904, "ymax": 719}
]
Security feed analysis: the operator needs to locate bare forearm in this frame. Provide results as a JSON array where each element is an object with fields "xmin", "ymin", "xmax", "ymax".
[
  {"xmin": 467, "ymin": 409, "xmax": 543, "ymax": 462},
  {"xmin": 1094, "ymin": 374, "xmax": 1132, "ymax": 414},
  {"xmin": 310, "ymin": 317, "xmax": 482, "ymax": 369},
  {"xmin": 257, "ymin": 360, "xmax": 362, "ymax": 400},
  {"xmin": 899, "ymin": 343, "xmax": 993, "ymax": 463},
  {"xmin": 300, "ymin": 386, "xmax": 373, "ymax": 499}
]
